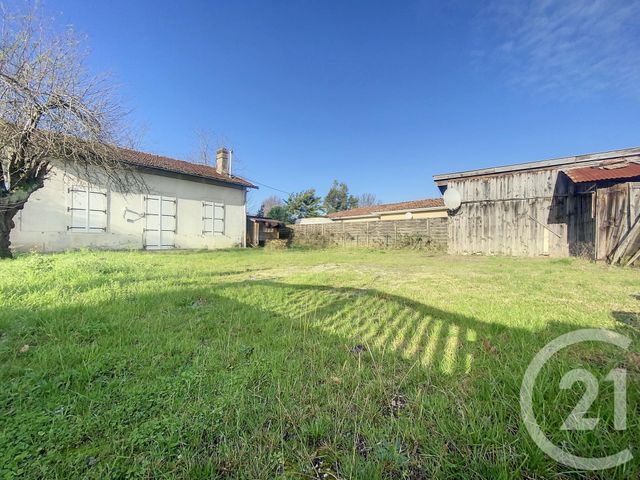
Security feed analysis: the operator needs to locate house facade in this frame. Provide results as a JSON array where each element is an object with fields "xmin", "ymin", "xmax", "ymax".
[{"xmin": 12, "ymin": 147, "xmax": 257, "ymax": 252}]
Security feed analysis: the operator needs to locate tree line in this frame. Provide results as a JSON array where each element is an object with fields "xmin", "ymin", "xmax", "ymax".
[{"xmin": 256, "ymin": 181, "xmax": 378, "ymax": 223}]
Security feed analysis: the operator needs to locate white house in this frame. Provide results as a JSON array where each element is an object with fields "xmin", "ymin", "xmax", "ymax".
[{"xmin": 12, "ymin": 147, "xmax": 257, "ymax": 252}]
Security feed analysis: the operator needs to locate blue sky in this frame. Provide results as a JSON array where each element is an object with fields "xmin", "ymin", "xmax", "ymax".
[{"xmin": 45, "ymin": 0, "xmax": 640, "ymax": 211}]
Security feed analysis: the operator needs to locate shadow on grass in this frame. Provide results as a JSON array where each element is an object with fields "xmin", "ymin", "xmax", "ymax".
[
  {"xmin": 234, "ymin": 279, "xmax": 584, "ymax": 377},
  {"xmin": 1, "ymin": 278, "xmax": 633, "ymax": 479},
  {"xmin": 612, "ymin": 311, "xmax": 640, "ymax": 329},
  {"xmin": 3, "ymin": 278, "xmax": 585, "ymax": 385}
]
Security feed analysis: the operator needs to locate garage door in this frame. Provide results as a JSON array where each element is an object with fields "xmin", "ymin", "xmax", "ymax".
[{"xmin": 144, "ymin": 195, "xmax": 176, "ymax": 249}]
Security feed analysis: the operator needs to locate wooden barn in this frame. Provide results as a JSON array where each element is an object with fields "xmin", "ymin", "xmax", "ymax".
[
  {"xmin": 246, "ymin": 216, "xmax": 285, "ymax": 247},
  {"xmin": 433, "ymin": 147, "xmax": 640, "ymax": 264}
]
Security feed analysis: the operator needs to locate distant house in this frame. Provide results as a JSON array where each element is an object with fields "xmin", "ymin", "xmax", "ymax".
[
  {"xmin": 434, "ymin": 147, "xmax": 640, "ymax": 263},
  {"xmin": 13, "ymin": 147, "xmax": 257, "ymax": 252},
  {"xmin": 326, "ymin": 198, "xmax": 446, "ymax": 223},
  {"xmin": 297, "ymin": 217, "xmax": 333, "ymax": 225},
  {"xmin": 246, "ymin": 216, "xmax": 285, "ymax": 247},
  {"xmin": 291, "ymin": 198, "xmax": 449, "ymax": 249}
]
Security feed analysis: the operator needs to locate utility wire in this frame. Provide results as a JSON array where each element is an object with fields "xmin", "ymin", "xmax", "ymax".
[
  {"xmin": 0, "ymin": 175, "xmax": 294, "ymax": 211},
  {"xmin": 238, "ymin": 176, "xmax": 292, "ymax": 196}
]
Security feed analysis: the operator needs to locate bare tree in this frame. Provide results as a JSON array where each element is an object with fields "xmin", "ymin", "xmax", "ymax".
[
  {"xmin": 194, "ymin": 128, "xmax": 215, "ymax": 166},
  {"xmin": 0, "ymin": 5, "xmax": 140, "ymax": 258},
  {"xmin": 357, "ymin": 193, "xmax": 378, "ymax": 207},
  {"xmin": 192, "ymin": 129, "xmax": 241, "ymax": 171},
  {"xmin": 258, "ymin": 195, "xmax": 282, "ymax": 216}
]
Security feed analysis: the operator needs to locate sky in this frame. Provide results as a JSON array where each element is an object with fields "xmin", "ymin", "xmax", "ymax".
[{"xmin": 36, "ymin": 0, "xmax": 640, "ymax": 211}]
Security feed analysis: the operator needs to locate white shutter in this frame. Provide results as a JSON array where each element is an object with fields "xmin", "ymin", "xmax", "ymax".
[
  {"xmin": 202, "ymin": 202, "xmax": 214, "ymax": 235},
  {"xmin": 159, "ymin": 197, "xmax": 176, "ymax": 248},
  {"xmin": 69, "ymin": 187, "xmax": 88, "ymax": 230},
  {"xmin": 69, "ymin": 185, "xmax": 108, "ymax": 232},
  {"xmin": 144, "ymin": 195, "xmax": 161, "ymax": 248},
  {"xmin": 213, "ymin": 203, "xmax": 225, "ymax": 234},
  {"xmin": 202, "ymin": 201, "xmax": 224, "ymax": 236},
  {"xmin": 88, "ymin": 189, "xmax": 107, "ymax": 231}
]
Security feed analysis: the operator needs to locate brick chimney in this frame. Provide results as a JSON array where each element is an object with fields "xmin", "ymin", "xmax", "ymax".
[{"xmin": 216, "ymin": 147, "xmax": 230, "ymax": 175}]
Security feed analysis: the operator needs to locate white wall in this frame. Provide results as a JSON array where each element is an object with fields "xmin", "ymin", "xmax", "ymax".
[
  {"xmin": 298, "ymin": 217, "xmax": 333, "ymax": 225},
  {"xmin": 12, "ymin": 164, "xmax": 248, "ymax": 252}
]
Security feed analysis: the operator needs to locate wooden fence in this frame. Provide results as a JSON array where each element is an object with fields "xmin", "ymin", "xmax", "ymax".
[{"xmin": 290, "ymin": 218, "xmax": 448, "ymax": 250}]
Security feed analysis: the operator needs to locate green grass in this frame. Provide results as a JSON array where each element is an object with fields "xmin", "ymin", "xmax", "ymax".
[{"xmin": 1, "ymin": 248, "xmax": 639, "ymax": 479}]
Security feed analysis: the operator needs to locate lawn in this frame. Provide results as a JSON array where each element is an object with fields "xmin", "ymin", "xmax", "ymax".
[{"xmin": 1, "ymin": 248, "xmax": 639, "ymax": 479}]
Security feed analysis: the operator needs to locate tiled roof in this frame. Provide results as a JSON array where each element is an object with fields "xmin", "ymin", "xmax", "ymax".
[
  {"xmin": 117, "ymin": 147, "xmax": 257, "ymax": 189},
  {"xmin": 327, "ymin": 198, "xmax": 445, "ymax": 219},
  {"xmin": 564, "ymin": 161, "xmax": 640, "ymax": 183}
]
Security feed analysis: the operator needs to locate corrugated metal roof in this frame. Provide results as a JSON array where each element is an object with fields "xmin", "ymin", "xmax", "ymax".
[
  {"xmin": 248, "ymin": 216, "xmax": 284, "ymax": 227},
  {"xmin": 563, "ymin": 161, "xmax": 640, "ymax": 183},
  {"xmin": 433, "ymin": 146, "xmax": 640, "ymax": 184}
]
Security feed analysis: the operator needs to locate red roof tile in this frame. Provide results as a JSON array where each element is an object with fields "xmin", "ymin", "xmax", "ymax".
[
  {"xmin": 327, "ymin": 198, "xmax": 445, "ymax": 219},
  {"xmin": 564, "ymin": 161, "xmax": 640, "ymax": 183},
  {"xmin": 117, "ymin": 147, "xmax": 257, "ymax": 189}
]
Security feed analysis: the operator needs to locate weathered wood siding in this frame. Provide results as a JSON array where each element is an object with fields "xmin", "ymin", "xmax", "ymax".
[
  {"xmin": 291, "ymin": 218, "xmax": 448, "ymax": 249},
  {"xmin": 447, "ymin": 168, "xmax": 595, "ymax": 257},
  {"xmin": 596, "ymin": 182, "xmax": 640, "ymax": 260}
]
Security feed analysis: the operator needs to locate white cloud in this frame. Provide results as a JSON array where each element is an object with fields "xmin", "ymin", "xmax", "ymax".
[{"xmin": 473, "ymin": 0, "xmax": 640, "ymax": 98}]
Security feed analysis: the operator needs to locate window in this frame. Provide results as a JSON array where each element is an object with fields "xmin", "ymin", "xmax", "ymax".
[
  {"xmin": 68, "ymin": 185, "xmax": 108, "ymax": 232},
  {"xmin": 202, "ymin": 201, "xmax": 225, "ymax": 235}
]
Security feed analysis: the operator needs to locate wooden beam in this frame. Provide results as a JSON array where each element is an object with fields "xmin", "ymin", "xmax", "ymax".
[
  {"xmin": 625, "ymin": 247, "xmax": 640, "ymax": 267},
  {"xmin": 610, "ymin": 216, "xmax": 640, "ymax": 264}
]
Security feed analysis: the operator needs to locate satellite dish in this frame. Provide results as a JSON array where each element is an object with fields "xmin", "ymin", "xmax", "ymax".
[{"xmin": 443, "ymin": 188, "xmax": 461, "ymax": 210}]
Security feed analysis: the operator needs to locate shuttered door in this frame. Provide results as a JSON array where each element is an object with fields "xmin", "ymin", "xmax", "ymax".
[{"xmin": 144, "ymin": 195, "xmax": 176, "ymax": 249}]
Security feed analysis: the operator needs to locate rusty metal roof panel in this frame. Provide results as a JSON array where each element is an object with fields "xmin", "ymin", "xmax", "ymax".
[{"xmin": 564, "ymin": 161, "xmax": 640, "ymax": 183}]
